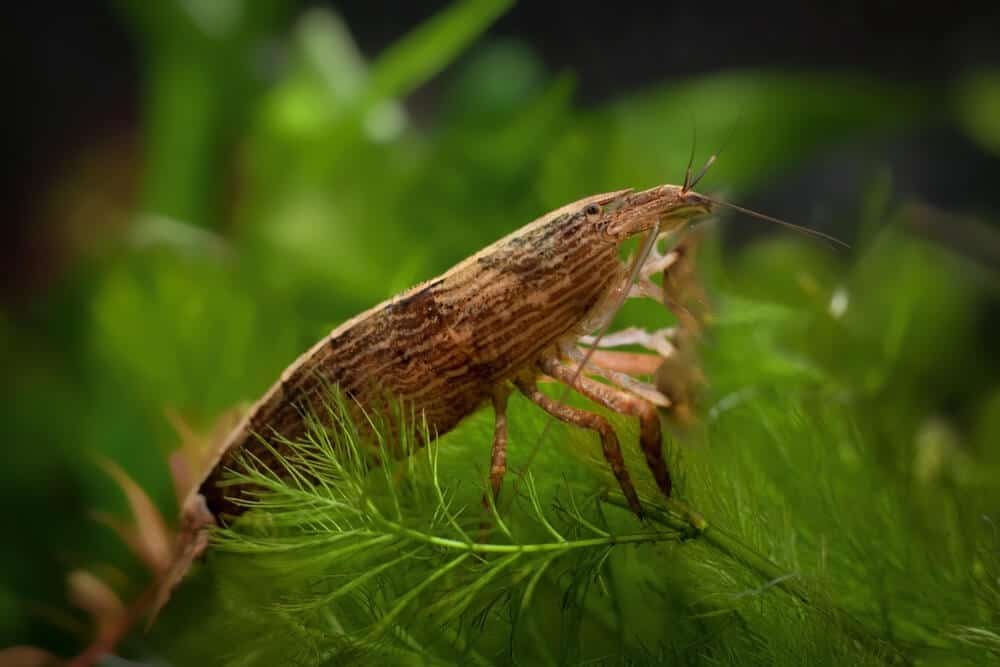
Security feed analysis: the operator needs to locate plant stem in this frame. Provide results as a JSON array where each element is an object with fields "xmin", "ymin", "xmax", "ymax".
[
  {"xmin": 374, "ymin": 515, "xmax": 682, "ymax": 554},
  {"xmin": 602, "ymin": 493, "xmax": 910, "ymax": 664}
]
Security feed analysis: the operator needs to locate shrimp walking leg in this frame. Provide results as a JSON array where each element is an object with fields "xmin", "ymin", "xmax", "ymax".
[
  {"xmin": 539, "ymin": 356, "xmax": 672, "ymax": 499},
  {"xmin": 514, "ymin": 375, "xmax": 643, "ymax": 516}
]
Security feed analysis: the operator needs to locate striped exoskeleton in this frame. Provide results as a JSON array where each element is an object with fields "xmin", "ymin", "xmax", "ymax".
[
  {"xmin": 162, "ymin": 179, "xmax": 835, "ymax": 608},
  {"xmin": 156, "ymin": 184, "xmax": 714, "ymax": 614}
]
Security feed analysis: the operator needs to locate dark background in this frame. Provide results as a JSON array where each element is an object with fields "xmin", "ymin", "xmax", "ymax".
[{"xmin": 8, "ymin": 1, "xmax": 1000, "ymax": 305}]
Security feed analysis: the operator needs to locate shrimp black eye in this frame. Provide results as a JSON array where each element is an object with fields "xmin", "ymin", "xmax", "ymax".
[{"xmin": 584, "ymin": 203, "xmax": 602, "ymax": 217}]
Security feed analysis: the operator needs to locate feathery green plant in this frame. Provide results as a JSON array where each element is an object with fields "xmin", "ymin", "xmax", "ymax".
[
  {"xmin": 6, "ymin": 1, "xmax": 1000, "ymax": 662},
  {"xmin": 146, "ymin": 216, "xmax": 1000, "ymax": 665},
  {"xmin": 168, "ymin": 388, "xmax": 697, "ymax": 665},
  {"xmin": 154, "ymin": 410, "xmax": 860, "ymax": 667}
]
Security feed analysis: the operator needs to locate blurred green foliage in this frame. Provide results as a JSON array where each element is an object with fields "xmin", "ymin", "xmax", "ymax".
[{"xmin": 3, "ymin": 0, "xmax": 1000, "ymax": 663}]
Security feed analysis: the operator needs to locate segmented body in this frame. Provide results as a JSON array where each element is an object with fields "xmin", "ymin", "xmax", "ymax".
[
  {"xmin": 203, "ymin": 191, "xmax": 631, "ymax": 517},
  {"xmin": 151, "ymin": 183, "xmax": 708, "ymax": 621}
]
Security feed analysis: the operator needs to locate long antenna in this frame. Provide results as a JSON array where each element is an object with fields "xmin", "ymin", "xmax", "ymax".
[
  {"xmin": 696, "ymin": 193, "xmax": 850, "ymax": 249},
  {"xmin": 685, "ymin": 111, "xmax": 744, "ymax": 193},
  {"xmin": 683, "ymin": 124, "xmax": 698, "ymax": 191},
  {"xmin": 687, "ymin": 154, "xmax": 716, "ymax": 193}
]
